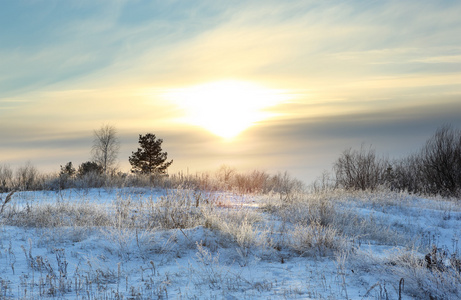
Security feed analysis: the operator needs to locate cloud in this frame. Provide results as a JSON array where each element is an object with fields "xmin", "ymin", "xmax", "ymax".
[
  {"xmin": 3, "ymin": 0, "xmax": 460, "ymax": 95},
  {"xmin": 109, "ymin": 0, "xmax": 461, "ymax": 94},
  {"xmin": 234, "ymin": 98, "xmax": 461, "ymax": 180}
]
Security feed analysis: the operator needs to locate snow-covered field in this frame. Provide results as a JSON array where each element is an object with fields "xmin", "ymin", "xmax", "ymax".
[{"xmin": 0, "ymin": 188, "xmax": 460, "ymax": 299}]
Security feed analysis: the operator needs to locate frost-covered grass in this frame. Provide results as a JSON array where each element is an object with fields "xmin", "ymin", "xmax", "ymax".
[{"xmin": 0, "ymin": 188, "xmax": 460, "ymax": 299}]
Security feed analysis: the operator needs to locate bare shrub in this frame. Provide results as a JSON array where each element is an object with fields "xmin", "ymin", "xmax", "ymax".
[
  {"xmin": 0, "ymin": 164, "xmax": 14, "ymax": 192},
  {"xmin": 419, "ymin": 125, "xmax": 461, "ymax": 197},
  {"xmin": 267, "ymin": 171, "xmax": 305, "ymax": 200},
  {"xmin": 15, "ymin": 162, "xmax": 40, "ymax": 191},
  {"xmin": 233, "ymin": 170, "xmax": 271, "ymax": 194},
  {"xmin": 334, "ymin": 144, "xmax": 388, "ymax": 191},
  {"xmin": 215, "ymin": 165, "xmax": 236, "ymax": 190},
  {"xmin": 390, "ymin": 125, "xmax": 461, "ymax": 198},
  {"xmin": 310, "ymin": 170, "xmax": 335, "ymax": 193},
  {"xmin": 391, "ymin": 154, "xmax": 425, "ymax": 194}
]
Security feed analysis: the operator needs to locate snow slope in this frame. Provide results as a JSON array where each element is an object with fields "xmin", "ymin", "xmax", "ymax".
[{"xmin": 0, "ymin": 188, "xmax": 460, "ymax": 299}]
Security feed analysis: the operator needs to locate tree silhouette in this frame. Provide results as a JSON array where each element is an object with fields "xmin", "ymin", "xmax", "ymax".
[
  {"xmin": 78, "ymin": 161, "xmax": 103, "ymax": 177},
  {"xmin": 60, "ymin": 162, "xmax": 76, "ymax": 177},
  {"xmin": 92, "ymin": 124, "xmax": 120, "ymax": 174},
  {"xmin": 129, "ymin": 133, "xmax": 173, "ymax": 174}
]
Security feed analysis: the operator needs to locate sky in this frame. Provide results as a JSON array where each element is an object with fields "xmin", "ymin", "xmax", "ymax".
[{"xmin": 1, "ymin": 0, "xmax": 461, "ymax": 183}]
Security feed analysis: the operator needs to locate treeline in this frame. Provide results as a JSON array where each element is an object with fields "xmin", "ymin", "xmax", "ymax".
[
  {"xmin": 0, "ymin": 162, "xmax": 303, "ymax": 198},
  {"xmin": 332, "ymin": 124, "xmax": 461, "ymax": 198},
  {"xmin": 0, "ymin": 123, "xmax": 304, "ymax": 196},
  {"xmin": 0, "ymin": 161, "xmax": 117, "ymax": 192},
  {"xmin": 2, "ymin": 124, "xmax": 460, "ymax": 199}
]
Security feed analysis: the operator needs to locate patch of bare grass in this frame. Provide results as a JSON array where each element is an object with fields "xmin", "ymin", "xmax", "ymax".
[
  {"xmin": 145, "ymin": 189, "xmax": 204, "ymax": 229},
  {"xmin": 3, "ymin": 201, "xmax": 110, "ymax": 228}
]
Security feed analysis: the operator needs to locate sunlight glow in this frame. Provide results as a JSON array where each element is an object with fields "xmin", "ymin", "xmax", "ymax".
[{"xmin": 163, "ymin": 80, "xmax": 290, "ymax": 139}]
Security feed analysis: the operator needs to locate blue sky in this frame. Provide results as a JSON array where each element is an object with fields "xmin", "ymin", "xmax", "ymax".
[{"xmin": 1, "ymin": 0, "xmax": 461, "ymax": 182}]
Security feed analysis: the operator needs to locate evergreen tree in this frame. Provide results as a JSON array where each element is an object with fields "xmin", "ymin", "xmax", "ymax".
[
  {"xmin": 60, "ymin": 162, "xmax": 76, "ymax": 177},
  {"xmin": 129, "ymin": 133, "xmax": 173, "ymax": 174},
  {"xmin": 78, "ymin": 161, "xmax": 103, "ymax": 177}
]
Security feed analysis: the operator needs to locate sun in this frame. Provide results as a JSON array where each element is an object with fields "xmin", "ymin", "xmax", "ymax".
[{"xmin": 163, "ymin": 80, "xmax": 289, "ymax": 139}]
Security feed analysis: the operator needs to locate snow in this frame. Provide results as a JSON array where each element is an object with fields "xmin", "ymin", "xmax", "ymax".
[{"xmin": 0, "ymin": 188, "xmax": 460, "ymax": 299}]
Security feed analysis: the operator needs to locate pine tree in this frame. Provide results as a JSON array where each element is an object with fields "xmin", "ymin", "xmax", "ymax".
[{"xmin": 129, "ymin": 133, "xmax": 173, "ymax": 174}]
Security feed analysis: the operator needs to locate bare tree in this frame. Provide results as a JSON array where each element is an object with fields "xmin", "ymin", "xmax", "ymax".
[
  {"xmin": 334, "ymin": 144, "xmax": 388, "ymax": 191},
  {"xmin": 92, "ymin": 124, "xmax": 120, "ymax": 174}
]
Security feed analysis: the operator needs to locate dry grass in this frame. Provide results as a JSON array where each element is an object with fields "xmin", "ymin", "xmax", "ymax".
[
  {"xmin": 390, "ymin": 249, "xmax": 461, "ymax": 299},
  {"xmin": 2, "ymin": 201, "xmax": 110, "ymax": 228},
  {"xmin": 145, "ymin": 189, "xmax": 204, "ymax": 229},
  {"xmin": 288, "ymin": 222, "xmax": 344, "ymax": 256},
  {"xmin": 1, "ymin": 186, "xmax": 460, "ymax": 299}
]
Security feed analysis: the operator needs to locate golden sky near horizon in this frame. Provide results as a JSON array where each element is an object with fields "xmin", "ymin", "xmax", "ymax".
[{"xmin": 1, "ymin": 1, "xmax": 461, "ymax": 182}]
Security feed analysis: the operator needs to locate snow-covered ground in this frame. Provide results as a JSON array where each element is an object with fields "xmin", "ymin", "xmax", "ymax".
[{"xmin": 0, "ymin": 188, "xmax": 460, "ymax": 299}]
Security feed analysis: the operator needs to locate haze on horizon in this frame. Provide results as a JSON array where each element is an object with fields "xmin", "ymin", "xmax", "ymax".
[{"xmin": 1, "ymin": 0, "xmax": 461, "ymax": 183}]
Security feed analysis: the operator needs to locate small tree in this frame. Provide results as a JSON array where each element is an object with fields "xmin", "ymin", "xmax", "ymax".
[
  {"xmin": 60, "ymin": 162, "xmax": 76, "ymax": 177},
  {"xmin": 78, "ymin": 161, "xmax": 103, "ymax": 177},
  {"xmin": 92, "ymin": 124, "xmax": 120, "ymax": 174},
  {"xmin": 58, "ymin": 162, "xmax": 76, "ymax": 189},
  {"xmin": 129, "ymin": 133, "xmax": 173, "ymax": 174}
]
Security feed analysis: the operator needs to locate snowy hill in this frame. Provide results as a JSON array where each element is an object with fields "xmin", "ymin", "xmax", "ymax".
[{"xmin": 0, "ymin": 188, "xmax": 460, "ymax": 299}]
